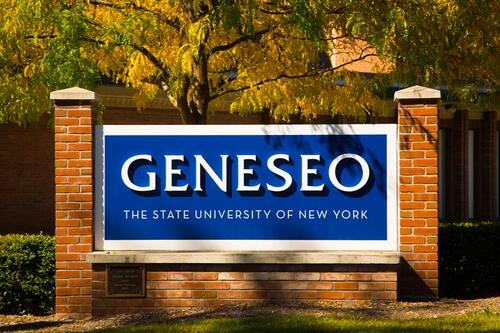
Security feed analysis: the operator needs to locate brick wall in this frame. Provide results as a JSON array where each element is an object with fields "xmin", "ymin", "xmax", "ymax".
[
  {"xmin": 92, "ymin": 264, "xmax": 397, "ymax": 315},
  {"xmin": 53, "ymin": 98, "xmax": 95, "ymax": 319},
  {"xmin": 397, "ymin": 96, "xmax": 439, "ymax": 298},
  {"xmin": 0, "ymin": 117, "xmax": 54, "ymax": 234}
]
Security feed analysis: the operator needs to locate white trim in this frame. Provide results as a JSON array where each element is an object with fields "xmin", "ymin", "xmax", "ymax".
[
  {"xmin": 103, "ymin": 124, "xmax": 395, "ymax": 136},
  {"xmin": 102, "ymin": 240, "xmax": 397, "ymax": 251},
  {"xmin": 95, "ymin": 124, "xmax": 399, "ymax": 252},
  {"xmin": 387, "ymin": 124, "xmax": 399, "ymax": 252},
  {"xmin": 94, "ymin": 126, "xmax": 104, "ymax": 251}
]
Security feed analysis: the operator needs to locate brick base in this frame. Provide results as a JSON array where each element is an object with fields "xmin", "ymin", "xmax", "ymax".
[{"xmin": 92, "ymin": 264, "xmax": 397, "ymax": 315}]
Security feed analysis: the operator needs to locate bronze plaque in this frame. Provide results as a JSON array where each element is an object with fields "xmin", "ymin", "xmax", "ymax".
[{"xmin": 106, "ymin": 265, "xmax": 145, "ymax": 297}]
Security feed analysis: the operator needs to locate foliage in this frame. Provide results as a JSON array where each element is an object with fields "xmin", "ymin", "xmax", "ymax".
[
  {"xmin": 439, "ymin": 221, "xmax": 500, "ymax": 298},
  {"xmin": 0, "ymin": 234, "xmax": 55, "ymax": 315},
  {"xmin": 0, "ymin": 1, "xmax": 498, "ymax": 124},
  {"xmin": 89, "ymin": 312, "xmax": 500, "ymax": 333}
]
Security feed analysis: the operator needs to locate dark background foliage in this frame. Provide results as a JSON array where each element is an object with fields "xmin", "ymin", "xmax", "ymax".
[{"xmin": 439, "ymin": 221, "xmax": 500, "ymax": 298}]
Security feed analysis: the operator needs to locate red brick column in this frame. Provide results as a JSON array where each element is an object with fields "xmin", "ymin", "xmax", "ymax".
[
  {"xmin": 51, "ymin": 87, "xmax": 96, "ymax": 319},
  {"xmin": 395, "ymin": 85, "xmax": 440, "ymax": 299}
]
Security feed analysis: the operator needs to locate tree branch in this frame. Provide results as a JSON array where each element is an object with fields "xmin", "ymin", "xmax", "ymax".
[
  {"xmin": 258, "ymin": 5, "xmax": 346, "ymax": 16},
  {"xmin": 273, "ymin": 32, "xmax": 349, "ymax": 42},
  {"xmin": 328, "ymin": 6, "xmax": 348, "ymax": 15},
  {"xmin": 82, "ymin": 37, "xmax": 169, "ymax": 81},
  {"xmin": 88, "ymin": 0, "xmax": 181, "ymax": 31},
  {"xmin": 79, "ymin": 15, "xmax": 169, "ymax": 78},
  {"xmin": 209, "ymin": 52, "xmax": 377, "ymax": 100},
  {"xmin": 24, "ymin": 34, "xmax": 58, "ymax": 39},
  {"xmin": 131, "ymin": 44, "xmax": 168, "ymax": 75},
  {"xmin": 259, "ymin": 8, "xmax": 289, "ymax": 15},
  {"xmin": 210, "ymin": 28, "xmax": 272, "ymax": 55}
]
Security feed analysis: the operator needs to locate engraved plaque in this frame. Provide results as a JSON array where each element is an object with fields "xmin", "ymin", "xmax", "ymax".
[{"xmin": 106, "ymin": 265, "xmax": 145, "ymax": 297}]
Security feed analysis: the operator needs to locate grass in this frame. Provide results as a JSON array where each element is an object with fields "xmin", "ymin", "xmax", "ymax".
[{"xmin": 87, "ymin": 311, "xmax": 499, "ymax": 333}]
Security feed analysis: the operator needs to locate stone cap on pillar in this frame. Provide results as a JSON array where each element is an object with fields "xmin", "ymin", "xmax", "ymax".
[
  {"xmin": 394, "ymin": 85, "xmax": 441, "ymax": 101},
  {"xmin": 50, "ymin": 87, "xmax": 95, "ymax": 101}
]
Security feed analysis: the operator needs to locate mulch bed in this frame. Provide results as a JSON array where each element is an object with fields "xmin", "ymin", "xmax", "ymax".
[{"xmin": 0, "ymin": 297, "xmax": 498, "ymax": 332}]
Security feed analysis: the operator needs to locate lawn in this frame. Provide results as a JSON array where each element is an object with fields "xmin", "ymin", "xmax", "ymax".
[{"xmin": 89, "ymin": 311, "xmax": 499, "ymax": 333}]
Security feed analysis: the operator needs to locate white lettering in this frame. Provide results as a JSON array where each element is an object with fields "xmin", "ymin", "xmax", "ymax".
[
  {"xmin": 328, "ymin": 153, "xmax": 370, "ymax": 192},
  {"xmin": 237, "ymin": 155, "xmax": 261, "ymax": 192},
  {"xmin": 164, "ymin": 155, "xmax": 188, "ymax": 192},
  {"xmin": 194, "ymin": 155, "xmax": 228, "ymax": 192},
  {"xmin": 266, "ymin": 154, "xmax": 293, "ymax": 192},
  {"xmin": 121, "ymin": 154, "xmax": 156, "ymax": 192},
  {"xmin": 300, "ymin": 155, "xmax": 324, "ymax": 192},
  {"xmin": 120, "ymin": 153, "xmax": 372, "ymax": 195}
]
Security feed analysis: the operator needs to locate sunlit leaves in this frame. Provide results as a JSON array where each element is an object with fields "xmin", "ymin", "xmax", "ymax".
[
  {"xmin": 0, "ymin": 0, "xmax": 99, "ymax": 125},
  {"xmin": 0, "ymin": 0, "xmax": 497, "ymax": 124}
]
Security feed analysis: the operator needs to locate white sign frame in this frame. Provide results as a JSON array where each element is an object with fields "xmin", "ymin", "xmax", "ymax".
[{"xmin": 94, "ymin": 124, "xmax": 399, "ymax": 252}]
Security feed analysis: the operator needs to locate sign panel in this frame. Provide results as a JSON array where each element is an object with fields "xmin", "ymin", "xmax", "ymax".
[{"xmin": 95, "ymin": 125, "xmax": 398, "ymax": 251}]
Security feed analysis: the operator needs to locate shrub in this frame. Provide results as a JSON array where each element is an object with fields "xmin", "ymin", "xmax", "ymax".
[
  {"xmin": 0, "ymin": 234, "xmax": 55, "ymax": 315},
  {"xmin": 439, "ymin": 221, "xmax": 500, "ymax": 298}
]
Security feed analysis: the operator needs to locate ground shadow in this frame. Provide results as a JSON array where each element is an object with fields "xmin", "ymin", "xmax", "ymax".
[
  {"xmin": 0, "ymin": 320, "xmax": 67, "ymax": 332},
  {"xmin": 398, "ymin": 258, "xmax": 437, "ymax": 301}
]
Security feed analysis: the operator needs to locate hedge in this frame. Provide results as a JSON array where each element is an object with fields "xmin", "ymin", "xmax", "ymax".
[
  {"xmin": 0, "ymin": 234, "xmax": 55, "ymax": 315},
  {"xmin": 439, "ymin": 221, "xmax": 500, "ymax": 298}
]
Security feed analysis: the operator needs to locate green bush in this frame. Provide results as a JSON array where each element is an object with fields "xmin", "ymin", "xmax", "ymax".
[
  {"xmin": 0, "ymin": 234, "xmax": 55, "ymax": 315},
  {"xmin": 439, "ymin": 221, "xmax": 500, "ymax": 298}
]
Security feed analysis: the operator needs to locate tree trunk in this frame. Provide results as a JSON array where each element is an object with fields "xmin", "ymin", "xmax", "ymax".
[{"xmin": 176, "ymin": 53, "xmax": 210, "ymax": 125}]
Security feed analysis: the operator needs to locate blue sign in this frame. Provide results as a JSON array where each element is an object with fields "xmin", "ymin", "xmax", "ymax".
[{"xmin": 95, "ymin": 125, "xmax": 398, "ymax": 251}]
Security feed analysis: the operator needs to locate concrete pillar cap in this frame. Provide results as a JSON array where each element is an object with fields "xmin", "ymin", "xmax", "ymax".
[
  {"xmin": 394, "ymin": 85, "xmax": 441, "ymax": 101},
  {"xmin": 50, "ymin": 87, "xmax": 95, "ymax": 101}
]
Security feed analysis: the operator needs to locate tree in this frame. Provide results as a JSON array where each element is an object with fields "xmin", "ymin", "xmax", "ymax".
[{"xmin": 0, "ymin": 0, "xmax": 498, "ymax": 125}]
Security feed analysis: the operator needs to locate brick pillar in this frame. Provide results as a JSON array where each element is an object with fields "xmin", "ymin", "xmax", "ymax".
[
  {"xmin": 478, "ymin": 111, "xmax": 497, "ymax": 220},
  {"xmin": 50, "ymin": 87, "xmax": 96, "ymax": 319},
  {"xmin": 395, "ymin": 85, "xmax": 440, "ymax": 299}
]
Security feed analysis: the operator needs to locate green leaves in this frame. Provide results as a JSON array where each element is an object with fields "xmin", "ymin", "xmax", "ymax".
[
  {"xmin": 289, "ymin": 0, "xmax": 324, "ymax": 42},
  {"xmin": 0, "ymin": 234, "xmax": 55, "ymax": 315},
  {"xmin": 0, "ymin": 1, "xmax": 99, "ymax": 125},
  {"xmin": 218, "ymin": 0, "xmax": 242, "ymax": 31},
  {"xmin": 43, "ymin": 6, "xmax": 100, "ymax": 90}
]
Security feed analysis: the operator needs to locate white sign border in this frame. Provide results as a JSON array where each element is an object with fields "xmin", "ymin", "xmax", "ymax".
[{"xmin": 94, "ymin": 124, "xmax": 398, "ymax": 252}]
